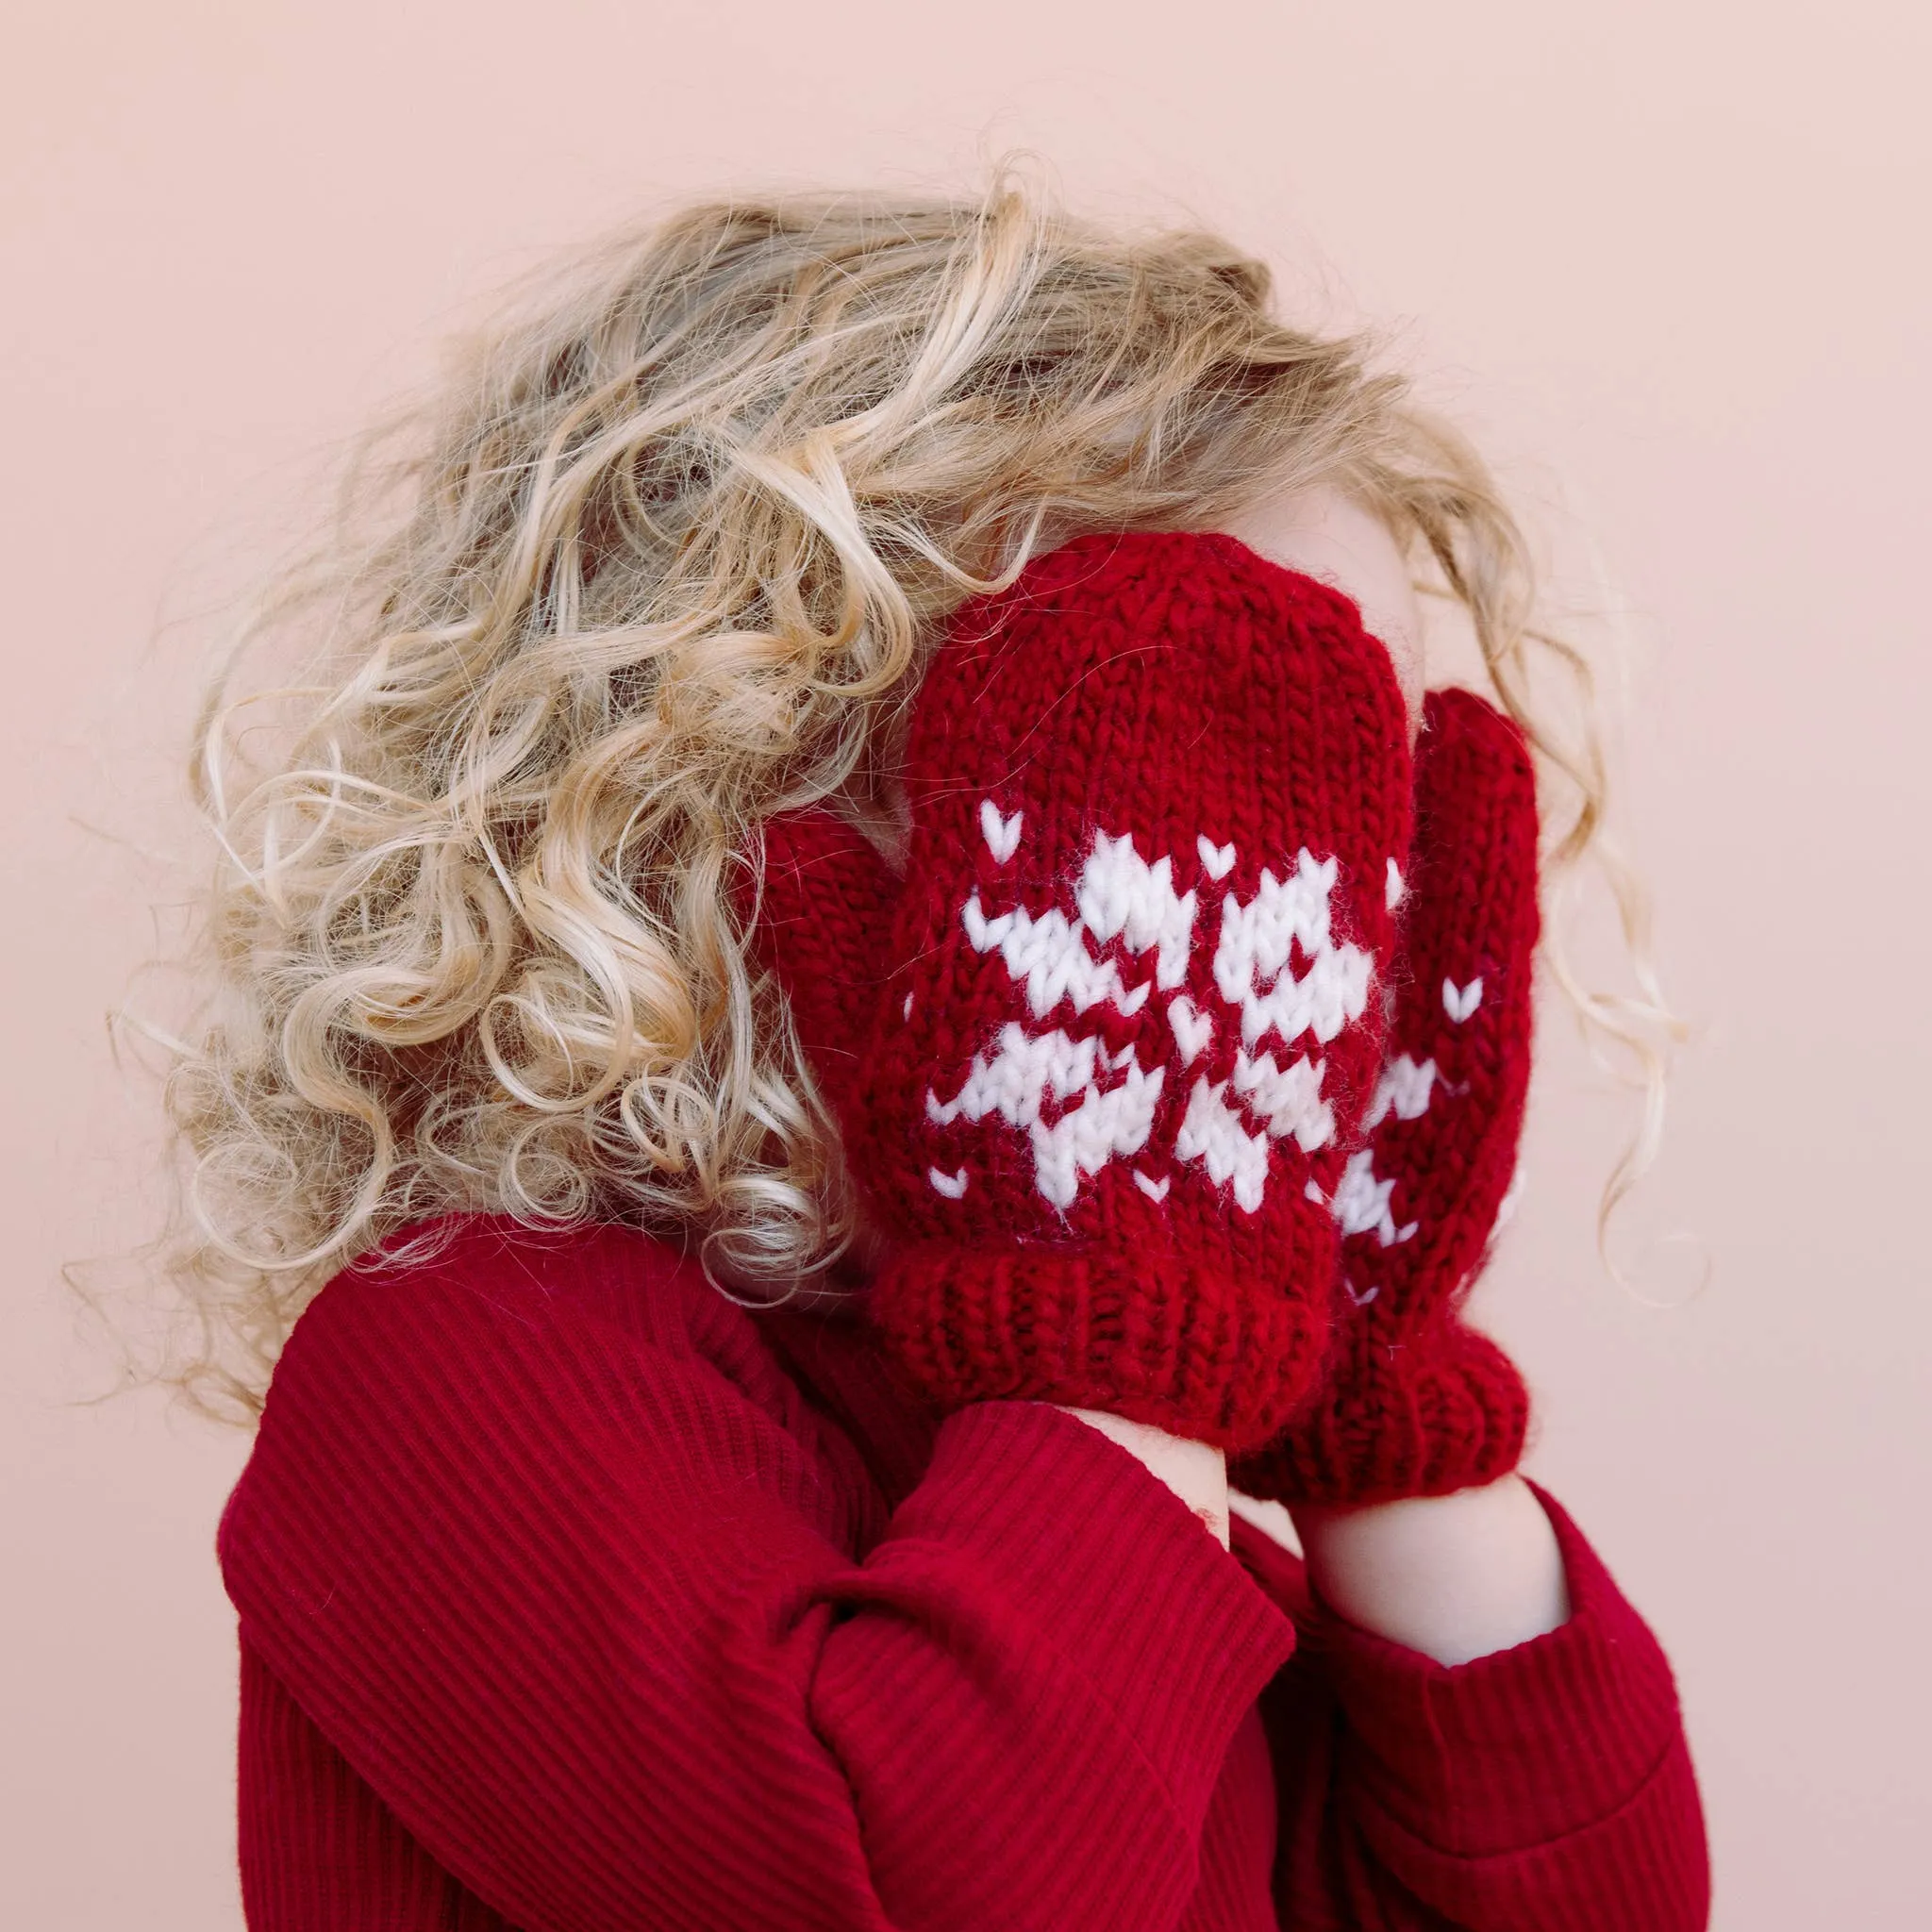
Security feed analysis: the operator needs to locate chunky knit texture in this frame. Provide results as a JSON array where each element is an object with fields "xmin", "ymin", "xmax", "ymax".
[
  {"xmin": 1238, "ymin": 688, "xmax": 1539, "ymax": 1504},
  {"xmin": 219, "ymin": 1217, "xmax": 1710, "ymax": 1931},
  {"xmin": 757, "ymin": 531, "xmax": 1413, "ymax": 1450}
]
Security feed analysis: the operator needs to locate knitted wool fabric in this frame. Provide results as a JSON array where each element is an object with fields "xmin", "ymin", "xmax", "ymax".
[
  {"xmin": 755, "ymin": 531, "xmax": 1413, "ymax": 1451},
  {"xmin": 1234, "ymin": 688, "xmax": 1539, "ymax": 1502}
]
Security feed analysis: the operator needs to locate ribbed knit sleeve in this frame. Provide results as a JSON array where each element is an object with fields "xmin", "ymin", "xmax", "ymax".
[
  {"xmin": 219, "ymin": 1220, "xmax": 1294, "ymax": 1932},
  {"xmin": 1255, "ymin": 1487, "xmax": 1710, "ymax": 1930}
]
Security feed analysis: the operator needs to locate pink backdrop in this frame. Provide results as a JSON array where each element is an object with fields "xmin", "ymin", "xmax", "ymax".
[{"xmin": 5, "ymin": 4, "xmax": 1926, "ymax": 1924}]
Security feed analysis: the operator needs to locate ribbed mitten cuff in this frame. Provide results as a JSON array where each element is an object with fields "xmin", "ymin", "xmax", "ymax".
[
  {"xmin": 1234, "ymin": 1324, "xmax": 1530, "ymax": 1505},
  {"xmin": 873, "ymin": 1235, "xmax": 1334, "ymax": 1453}
]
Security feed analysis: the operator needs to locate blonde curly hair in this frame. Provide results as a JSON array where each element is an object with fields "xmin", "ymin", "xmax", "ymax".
[{"xmin": 155, "ymin": 171, "xmax": 1665, "ymax": 1418}]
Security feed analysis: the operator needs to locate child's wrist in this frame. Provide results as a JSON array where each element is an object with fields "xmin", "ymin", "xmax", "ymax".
[
  {"xmin": 1057, "ymin": 1407, "xmax": 1231, "ymax": 1549},
  {"xmin": 1292, "ymin": 1473, "xmax": 1569, "ymax": 1665}
]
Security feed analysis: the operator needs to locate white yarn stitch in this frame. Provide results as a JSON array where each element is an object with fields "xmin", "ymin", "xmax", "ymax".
[
  {"xmin": 1133, "ymin": 1171, "xmax": 1171, "ymax": 1202},
  {"xmin": 1028, "ymin": 1058, "xmax": 1164, "ymax": 1210},
  {"xmin": 961, "ymin": 892, "xmax": 1151, "ymax": 1019},
  {"xmin": 1328, "ymin": 1148, "xmax": 1418, "ymax": 1247},
  {"xmin": 1175, "ymin": 1075, "xmax": 1272, "ymax": 1212},
  {"xmin": 1198, "ymin": 834, "xmax": 1237, "ymax": 880},
  {"xmin": 1361, "ymin": 1053, "xmax": 1439, "ymax": 1132},
  {"xmin": 927, "ymin": 1022, "xmax": 1164, "ymax": 1209},
  {"xmin": 1167, "ymin": 994, "xmax": 1213, "ymax": 1065},
  {"xmin": 1442, "ymin": 976, "xmax": 1484, "ymax": 1023},
  {"xmin": 1075, "ymin": 831, "xmax": 1198, "ymax": 990},
  {"xmin": 1386, "ymin": 858, "xmax": 1405, "ymax": 909},
  {"xmin": 928, "ymin": 1167, "xmax": 970, "ymax": 1199},
  {"xmin": 1230, "ymin": 1048, "xmax": 1336, "ymax": 1153},
  {"xmin": 926, "ymin": 1023, "xmax": 1099, "ymax": 1129},
  {"xmin": 1212, "ymin": 850, "xmax": 1374, "ymax": 1050},
  {"xmin": 979, "ymin": 799, "xmax": 1024, "ymax": 863}
]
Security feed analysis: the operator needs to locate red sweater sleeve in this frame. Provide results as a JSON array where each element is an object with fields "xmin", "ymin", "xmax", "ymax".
[
  {"xmin": 219, "ymin": 1221, "xmax": 1294, "ymax": 1932},
  {"xmin": 1241, "ymin": 1490, "xmax": 1709, "ymax": 1930}
]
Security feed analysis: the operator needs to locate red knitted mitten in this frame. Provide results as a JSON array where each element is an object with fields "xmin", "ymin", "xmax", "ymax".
[
  {"xmin": 1233, "ymin": 687, "xmax": 1540, "ymax": 1502},
  {"xmin": 754, "ymin": 532, "xmax": 1413, "ymax": 1451}
]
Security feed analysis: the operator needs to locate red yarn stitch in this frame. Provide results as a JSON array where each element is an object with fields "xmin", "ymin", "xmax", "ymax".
[
  {"xmin": 755, "ymin": 531, "xmax": 1413, "ymax": 1451},
  {"xmin": 1236, "ymin": 688, "xmax": 1539, "ymax": 1502}
]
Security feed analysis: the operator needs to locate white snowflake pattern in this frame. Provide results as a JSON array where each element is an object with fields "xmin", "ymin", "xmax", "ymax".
[{"xmin": 919, "ymin": 806, "xmax": 1386, "ymax": 1214}]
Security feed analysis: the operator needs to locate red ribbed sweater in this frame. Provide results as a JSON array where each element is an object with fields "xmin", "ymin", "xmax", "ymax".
[{"xmin": 219, "ymin": 1216, "xmax": 1709, "ymax": 1930}]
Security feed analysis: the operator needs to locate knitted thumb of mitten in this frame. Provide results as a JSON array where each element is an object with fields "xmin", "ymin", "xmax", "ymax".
[
  {"xmin": 752, "ymin": 531, "xmax": 1414, "ymax": 1452},
  {"xmin": 755, "ymin": 811, "xmax": 900, "ymax": 1125},
  {"xmin": 1233, "ymin": 688, "xmax": 1539, "ymax": 1504}
]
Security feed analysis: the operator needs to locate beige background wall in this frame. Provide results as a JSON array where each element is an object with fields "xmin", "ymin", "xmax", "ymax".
[{"xmin": 4, "ymin": 4, "xmax": 1926, "ymax": 1924}]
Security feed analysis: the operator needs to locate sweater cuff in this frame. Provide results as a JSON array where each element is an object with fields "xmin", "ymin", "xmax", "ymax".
[
  {"xmin": 1308, "ymin": 1482, "xmax": 1687, "ymax": 1856},
  {"xmin": 891, "ymin": 1401, "xmax": 1296, "ymax": 1824}
]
